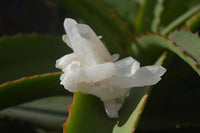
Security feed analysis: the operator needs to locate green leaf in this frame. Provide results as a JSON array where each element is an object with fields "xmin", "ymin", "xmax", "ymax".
[
  {"xmin": 0, "ymin": 96, "xmax": 72, "ymax": 131},
  {"xmin": 137, "ymin": 55, "xmax": 200, "ymax": 130},
  {"xmin": 151, "ymin": 0, "xmax": 164, "ymax": 32},
  {"xmin": 134, "ymin": 33, "xmax": 200, "ymax": 75},
  {"xmin": 169, "ymin": 30, "xmax": 200, "ymax": 63},
  {"xmin": 112, "ymin": 87, "xmax": 150, "ymax": 133},
  {"xmin": 64, "ymin": 93, "xmax": 116, "ymax": 133},
  {"xmin": 184, "ymin": 13, "xmax": 200, "ymax": 32},
  {"xmin": 134, "ymin": 0, "xmax": 164, "ymax": 35},
  {"xmin": 160, "ymin": 0, "xmax": 200, "ymax": 28},
  {"xmin": 63, "ymin": 53, "xmax": 167, "ymax": 133},
  {"xmin": 129, "ymin": 40, "xmax": 164, "ymax": 66},
  {"xmin": 51, "ymin": 0, "xmax": 134, "ymax": 55},
  {"xmin": 104, "ymin": 0, "xmax": 140, "ymax": 24},
  {"xmin": 113, "ymin": 52, "xmax": 167, "ymax": 133},
  {"xmin": 0, "ymin": 72, "xmax": 71, "ymax": 110},
  {"xmin": 0, "ymin": 34, "xmax": 70, "ymax": 84},
  {"xmin": 160, "ymin": 5, "xmax": 200, "ymax": 35}
]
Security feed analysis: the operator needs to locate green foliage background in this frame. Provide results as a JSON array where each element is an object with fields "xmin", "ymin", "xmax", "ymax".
[{"xmin": 0, "ymin": 0, "xmax": 200, "ymax": 133}]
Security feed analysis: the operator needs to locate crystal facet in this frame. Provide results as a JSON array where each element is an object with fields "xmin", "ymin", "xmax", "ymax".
[{"xmin": 56, "ymin": 18, "xmax": 166, "ymax": 118}]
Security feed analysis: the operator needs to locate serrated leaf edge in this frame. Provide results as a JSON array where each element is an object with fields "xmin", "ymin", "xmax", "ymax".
[
  {"xmin": 0, "ymin": 72, "xmax": 62, "ymax": 87},
  {"xmin": 62, "ymin": 92, "xmax": 75, "ymax": 133},
  {"xmin": 63, "ymin": 52, "xmax": 168, "ymax": 133},
  {"xmin": 136, "ymin": 32, "xmax": 200, "ymax": 73}
]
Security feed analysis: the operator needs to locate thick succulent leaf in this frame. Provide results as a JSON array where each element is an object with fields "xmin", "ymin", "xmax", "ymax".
[
  {"xmin": 0, "ymin": 72, "xmax": 71, "ymax": 110},
  {"xmin": 63, "ymin": 53, "xmax": 167, "ymax": 133},
  {"xmin": 0, "ymin": 96, "xmax": 72, "ymax": 131},
  {"xmin": 134, "ymin": 33, "xmax": 200, "ymax": 75},
  {"xmin": 184, "ymin": 13, "xmax": 200, "ymax": 32},
  {"xmin": 137, "ymin": 55, "xmax": 200, "ymax": 131},
  {"xmin": 112, "ymin": 87, "xmax": 150, "ymax": 133},
  {"xmin": 63, "ymin": 93, "xmax": 116, "ymax": 133},
  {"xmin": 0, "ymin": 34, "xmax": 69, "ymax": 84},
  {"xmin": 160, "ymin": 0, "xmax": 200, "ymax": 28},
  {"xmin": 104, "ymin": 0, "xmax": 140, "ymax": 24},
  {"xmin": 134, "ymin": 0, "xmax": 164, "ymax": 35},
  {"xmin": 151, "ymin": 0, "xmax": 164, "ymax": 32},
  {"xmin": 113, "ymin": 52, "xmax": 167, "ymax": 133},
  {"xmin": 160, "ymin": 5, "xmax": 200, "ymax": 35},
  {"xmin": 51, "ymin": 0, "xmax": 134, "ymax": 55},
  {"xmin": 169, "ymin": 30, "xmax": 200, "ymax": 63}
]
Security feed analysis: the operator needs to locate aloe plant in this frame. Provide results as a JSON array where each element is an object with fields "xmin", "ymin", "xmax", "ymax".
[{"xmin": 1, "ymin": 0, "xmax": 200, "ymax": 132}]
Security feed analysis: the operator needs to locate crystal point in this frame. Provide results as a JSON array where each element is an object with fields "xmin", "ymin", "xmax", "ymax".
[{"xmin": 56, "ymin": 18, "xmax": 166, "ymax": 118}]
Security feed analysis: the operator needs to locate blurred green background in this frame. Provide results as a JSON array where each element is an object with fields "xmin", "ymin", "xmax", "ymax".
[{"xmin": 1, "ymin": 0, "xmax": 200, "ymax": 133}]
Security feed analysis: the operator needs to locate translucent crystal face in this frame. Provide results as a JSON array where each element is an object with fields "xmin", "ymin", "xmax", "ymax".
[{"xmin": 56, "ymin": 18, "xmax": 166, "ymax": 118}]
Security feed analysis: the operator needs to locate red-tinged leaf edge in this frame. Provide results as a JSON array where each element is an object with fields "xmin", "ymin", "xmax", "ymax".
[
  {"xmin": 113, "ymin": 52, "xmax": 167, "ymax": 133},
  {"xmin": 131, "ymin": 94, "xmax": 148, "ymax": 133},
  {"xmin": 132, "ymin": 53, "xmax": 167, "ymax": 130},
  {"xmin": 0, "ymin": 72, "xmax": 71, "ymax": 110},
  {"xmin": 168, "ymin": 29, "xmax": 200, "ymax": 64},
  {"xmin": 63, "ymin": 92, "xmax": 116, "ymax": 133},
  {"xmin": 135, "ymin": 32, "xmax": 200, "ymax": 75},
  {"xmin": 114, "ymin": 87, "xmax": 151, "ymax": 133},
  {"xmin": 63, "ymin": 92, "xmax": 75, "ymax": 133},
  {"xmin": 63, "ymin": 52, "xmax": 168, "ymax": 133}
]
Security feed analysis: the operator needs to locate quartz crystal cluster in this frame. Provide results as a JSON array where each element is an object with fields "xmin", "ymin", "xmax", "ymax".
[{"xmin": 56, "ymin": 18, "xmax": 166, "ymax": 118}]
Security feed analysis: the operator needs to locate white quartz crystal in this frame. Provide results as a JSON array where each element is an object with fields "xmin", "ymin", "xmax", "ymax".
[{"xmin": 56, "ymin": 18, "xmax": 166, "ymax": 118}]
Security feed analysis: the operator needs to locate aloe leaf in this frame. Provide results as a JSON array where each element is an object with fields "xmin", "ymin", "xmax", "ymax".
[
  {"xmin": 169, "ymin": 30, "xmax": 200, "ymax": 64},
  {"xmin": 134, "ymin": 33, "xmax": 200, "ymax": 75},
  {"xmin": 113, "ymin": 52, "xmax": 167, "ymax": 133},
  {"xmin": 134, "ymin": 0, "xmax": 164, "ymax": 35},
  {"xmin": 112, "ymin": 87, "xmax": 150, "ymax": 133},
  {"xmin": 0, "ymin": 96, "xmax": 72, "ymax": 130},
  {"xmin": 151, "ymin": 0, "xmax": 164, "ymax": 32},
  {"xmin": 63, "ymin": 52, "xmax": 167, "ymax": 133},
  {"xmin": 104, "ymin": 0, "xmax": 140, "ymax": 24},
  {"xmin": 63, "ymin": 93, "xmax": 116, "ymax": 133},
  {"xmin": 160, "ymin": 0, "xmax": 200, "ymax": 27},
  {"xmin": 0, "ymin": 72, "xmax": 71, "ymax": 110},
  {"xmin": 0, "ymin": 34, "xmax": 69, "ymax": 84},
  {"xmin": 137, "ymin": 55, "xmax": 200, "ymax": 130},
  {"xmin": 184, "ymin": 12, "xmax": 200, "ymax": 32},
  {"xmin": 51, "ymin": 0, "xmax": 133, "ymax": 55},
  {"xmin": 160, "ymin": 5, "xmax": 200, "ymax": 35}
]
